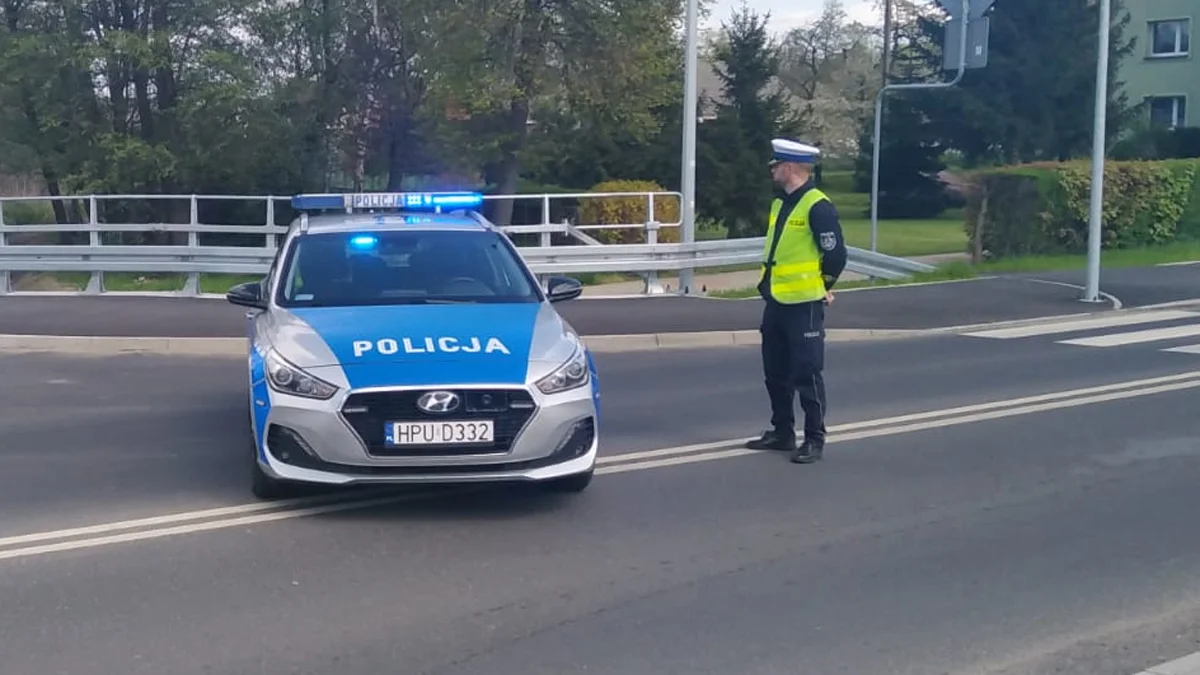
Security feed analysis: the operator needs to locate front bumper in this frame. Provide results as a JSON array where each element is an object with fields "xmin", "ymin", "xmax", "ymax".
[{"xmin": 252, "ymin": 380, "xmax": 598, "ymax": 486}]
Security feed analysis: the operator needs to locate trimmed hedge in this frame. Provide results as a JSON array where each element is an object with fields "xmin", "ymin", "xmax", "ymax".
[
  {"xmin": 963, "ymin": 159, "xmax": 1200, "ymax": 260},
  {"xmin": 577, "ymin": 179, "xmax": 681, "ymax": 245}
]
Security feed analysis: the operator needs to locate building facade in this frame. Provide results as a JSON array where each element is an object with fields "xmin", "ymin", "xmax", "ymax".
[{"xmin": 1119, "ymin": 0, "xmax": 1195, "ymax": 128}]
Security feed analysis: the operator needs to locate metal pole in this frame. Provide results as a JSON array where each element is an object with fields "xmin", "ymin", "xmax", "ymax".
[
  {"xmin": 881, "ymin": 0, "xmax": 892, "ymax": 89},
  {"xmin": 869, "ymin": 95, "xmax": 885, "ymax": 252},
  {"xmin": 1083, "ymin": 0, "xmax": 1110, "ymax": 302},
  {"xmin": 870, "ymin": 0, "xmax": 968, "ymax": 252},
  {"xmin": 678, "ymin": 0, "xmax": 699, "ymax": 294}
]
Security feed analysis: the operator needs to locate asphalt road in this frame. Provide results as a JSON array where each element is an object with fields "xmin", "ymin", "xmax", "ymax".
[
  {"xmin": 0, "ymin": 272, "xmax": 1165, "ymax": 337},
  {"xmin": 5, "ymin": 313, "xmax": 1200, "ymax": 674},
  {"xmin": 1023, "ymin": 262, "xmax": 1200, "ymax": 307},
  {"xmin": 0, "ymin": 263, "xmax": 1196, "ymax": 338}
]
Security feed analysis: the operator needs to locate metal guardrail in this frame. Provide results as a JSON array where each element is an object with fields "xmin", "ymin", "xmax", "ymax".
[{"xmin": 0, "ymin": 193, "xmax": 935, "ymax": 295}]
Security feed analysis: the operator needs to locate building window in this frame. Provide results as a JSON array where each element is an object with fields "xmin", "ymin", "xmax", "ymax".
[
  {"xmin": 1149, "ymin": 19, "xmax": 1190, "ymax": 57},
  {"xmin": 1149, "ymin": 96, "xmax": 1187, "ymax": 128}
]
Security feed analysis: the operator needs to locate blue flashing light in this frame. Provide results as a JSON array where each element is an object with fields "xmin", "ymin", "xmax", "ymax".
[
  {"xmin": 349, "ymin": 235, "xmax": 378, "ymax": 249},
  {"xmin": 291, "ymin": 191, "xmax": 484, "ymax": 213}
]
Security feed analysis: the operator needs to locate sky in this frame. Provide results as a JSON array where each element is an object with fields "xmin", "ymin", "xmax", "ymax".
[{"xmin": 704, "ymin": 0, "xmax": 881, "ymax": 35}]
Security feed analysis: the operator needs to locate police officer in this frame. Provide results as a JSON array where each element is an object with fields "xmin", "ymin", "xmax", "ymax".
[{"xmin": 744, "ymin": 139, "xmax": 847, "ymax": 464}]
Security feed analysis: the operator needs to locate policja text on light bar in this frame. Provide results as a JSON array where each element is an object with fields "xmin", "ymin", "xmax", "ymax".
[{"xmin": 290, "ymin": 191, "xmax": 485, "ymax": 212}]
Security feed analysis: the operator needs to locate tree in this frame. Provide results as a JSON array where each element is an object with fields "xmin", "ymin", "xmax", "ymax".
[
  {"xmin": 852, "ymin": 91, "xmax": 948, "ymax": 218},
  {"xmin": 698, "ymin": 3, "xmax": 805, "ymax": 239},
  {"xmin": 902, "ymin": 0, "xmax": 1138, "ymax": 164},
  {"xmin": 421, "ymin": 0, "xmax": 685, "ymax": 226},
  {"xmin": 777, "ymin": 0, "xmax": 882, "ymax": 159}
]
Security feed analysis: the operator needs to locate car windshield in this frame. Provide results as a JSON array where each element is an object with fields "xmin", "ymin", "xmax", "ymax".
[{"xmin": 275, "ymin": 229, "xmax": 543, "ymax": 307}]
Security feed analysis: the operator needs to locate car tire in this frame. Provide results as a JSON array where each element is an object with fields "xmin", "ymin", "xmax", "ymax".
[
  {"xmin": 541, "ymin": 468, "xmax": 594, "ymax": 494},
  {"xmin": 249, "ymin": 431, "xmax": 289, "ymax": 500},
  {"xmin": 251, "ymin": 457, "xmax": 289, "ymax": 500}
]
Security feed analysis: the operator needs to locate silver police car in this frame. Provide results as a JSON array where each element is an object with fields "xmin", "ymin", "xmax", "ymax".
[{"xmin": 225, "ymin": 191, "xmax": 599, "ymax": 499}]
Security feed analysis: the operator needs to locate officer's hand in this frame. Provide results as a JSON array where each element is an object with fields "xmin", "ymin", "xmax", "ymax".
[{"xmin": 824, "ymin": 291, "xmax": 834, "ymax": 305}]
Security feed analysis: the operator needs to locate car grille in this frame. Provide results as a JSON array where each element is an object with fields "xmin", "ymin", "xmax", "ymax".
[{"xmin": 340, "ymin": 388, "xmax": 536, "ymax": 456}]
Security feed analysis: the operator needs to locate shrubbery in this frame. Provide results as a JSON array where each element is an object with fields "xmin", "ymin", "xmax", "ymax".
[
  {"xmin": 963, "ymin": 159, "xmax": 1200, "ymax": 260},
  {"xmin": 576, "ymin": 179, "xmax": 681, "ymax": 245}
]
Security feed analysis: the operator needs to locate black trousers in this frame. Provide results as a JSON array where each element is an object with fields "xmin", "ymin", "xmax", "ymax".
[{"xmin": 760, "ymin": 298, "xmax": 827, "ymax": 444}]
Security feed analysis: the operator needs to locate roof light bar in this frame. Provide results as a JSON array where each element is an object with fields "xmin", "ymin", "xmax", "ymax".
[{"xmin": 291, "ymin": 191, "xmax": 484, "ymax": 213}]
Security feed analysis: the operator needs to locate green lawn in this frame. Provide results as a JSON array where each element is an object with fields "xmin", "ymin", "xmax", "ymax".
[
  {"xmin": 841, "ymin": 213, "xmax": 965, "ymax": 257},
  {"xmin": 822, "ymin": 172, "xmax": 967, "ymax": 257}
]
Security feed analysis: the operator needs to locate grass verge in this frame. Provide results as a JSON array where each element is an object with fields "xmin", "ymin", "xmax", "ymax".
[{"xmin": 9, "ymin": 272, "xmax": 262, "ymax": 295}]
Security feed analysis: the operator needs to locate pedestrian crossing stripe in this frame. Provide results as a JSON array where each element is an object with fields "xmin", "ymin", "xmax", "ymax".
[
  {"xmin": 1058, "ymin": 322, "xmax": 1200, "ymax": 347},
  {"xmin": 961, "ymin": 309, "xmax": 1199, "ymax": 339},
  {"xmin": 960, "ymin": 308, "xmax": 1200, "ymax": 355}
]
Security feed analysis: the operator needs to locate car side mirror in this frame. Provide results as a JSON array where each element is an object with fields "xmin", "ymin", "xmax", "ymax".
[
  {"xmin": 226, "ymin": 280, "xmax": 266, "ymax": 309},
  {"xmin": 545, "ymin": 276, "xmax": 583, "ymax": 303}
]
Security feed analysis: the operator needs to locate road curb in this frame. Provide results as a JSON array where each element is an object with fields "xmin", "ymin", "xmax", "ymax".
[{"xmin": 0, "ymin": 327, "xmax": 927, "ymax": 357}]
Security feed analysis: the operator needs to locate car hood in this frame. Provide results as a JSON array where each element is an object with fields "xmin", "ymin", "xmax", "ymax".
[{"xmin": 266, "ymin": 302, "xmax": 580, "ymax": 388}]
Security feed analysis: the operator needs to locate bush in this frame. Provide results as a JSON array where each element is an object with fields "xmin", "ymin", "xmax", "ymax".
[
  {"xmin": 576, "ymin": 179, "xmax": 681, "ymax": 245},
  {"xmin": 963, "ymin": 159, "xmax": 1200, "ymax": 259},
  {"xmin": 1111, "ymin": 126, "xmax": 1200, "ymax": 161}
]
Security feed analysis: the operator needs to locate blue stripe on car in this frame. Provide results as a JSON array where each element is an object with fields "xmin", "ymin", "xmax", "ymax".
[
  {"xmin": 586, "ymin": 347, "xmax": 600, "ymax": 423},
  {"xmin": 291, "ymin": 304, "xmax": 540, "ymax": 388},
  {"xmin": 249, "ymin": 343, "xmax": 271, "ymax": 459}
]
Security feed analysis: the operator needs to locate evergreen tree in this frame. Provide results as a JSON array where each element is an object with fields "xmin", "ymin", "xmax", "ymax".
[
  {"xmin": 697, "ymin": 4, "xmax": 805, "ymax": 239},
  {"xmin": 909, "ymin": 0, "xmax": 1138, "ymax": 164},
  {"xmin": 852, "ymin": 91, "xmax": 948, "ymax": 219}
]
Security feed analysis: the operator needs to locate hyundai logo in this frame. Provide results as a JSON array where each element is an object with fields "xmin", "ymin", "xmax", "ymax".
[{"xmin": 416, "ymin": 390, "xmax": 460, "ymax": 414}]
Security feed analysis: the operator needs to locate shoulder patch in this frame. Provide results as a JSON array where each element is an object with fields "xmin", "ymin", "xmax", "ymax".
[{"xmin": 819, "ymin": 231, "xmax": 837, "ymax": 251}]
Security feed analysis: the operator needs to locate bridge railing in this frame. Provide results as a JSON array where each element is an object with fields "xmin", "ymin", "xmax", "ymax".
[{"xmin": 0, "ymin": 192, "xmax": 934, "ymax": 296}]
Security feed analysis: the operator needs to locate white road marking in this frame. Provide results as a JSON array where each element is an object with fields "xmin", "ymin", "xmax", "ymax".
[
  {"xmin": 962, "ymin": 310, "xmax": 1199, "ymax": 339},
  {"xmin": 603, "ymin": 375, "xmax": 1200, "ymax": 473},
  {"xmin": 1163, "ymin": 343, "xmax": 1200, "ymax": 355},
  {"xmin": 598, "ymin": 449, "xmax": 752, "ymax": 474},
  {"xmin": 0, "ymin": 489, "xmax": 484, "ymax": 562},
  {"xmin": 1058, "ymin": 323, "xmax": 1200, "ymax": 347},
  {"xmin": 4, "ymin": 371, "xmax": 1200, "ymax": 561},
  {"xmin": 1132, "ymin": 649, "xmax": 1200, "ymax": 674},
  {"xmin": 0, "ymin": 487, "xmax": 407, "ymax": 548},
  {"xmin": 599, "ymin": 369, "xmax": 1200, "ymax": 466}
]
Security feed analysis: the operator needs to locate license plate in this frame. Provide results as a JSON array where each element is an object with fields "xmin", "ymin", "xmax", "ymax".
[{"xmin": 385, "ymin": 420, "xmax": 495, "ymax": 446}]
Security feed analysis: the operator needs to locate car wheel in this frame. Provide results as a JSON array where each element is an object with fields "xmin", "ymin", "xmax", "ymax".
[
  {"xmin": 249, "ymin": 434, "xmax": 288, "ymax": 500},
  {"xmin": 542, "ymin": 468, "xmax": 594, "ymax": 494},
  {"xmin": 251, "ymin": 458, "xmax": 288, "ymax": 500}
]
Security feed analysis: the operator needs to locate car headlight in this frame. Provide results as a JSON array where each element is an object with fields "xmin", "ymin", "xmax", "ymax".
[
  {"xmin": 264, "ymin": 349, "xmax": 338, "ymax": 400},
  {"xmin": 535, "ymin": 344, "xmax": 590, "ymax": 395}
]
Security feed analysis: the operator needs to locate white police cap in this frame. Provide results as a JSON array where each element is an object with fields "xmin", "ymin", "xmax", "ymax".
[{"xmin": 769, "ymin": 138, "xmax": 820, "ymax": 165}]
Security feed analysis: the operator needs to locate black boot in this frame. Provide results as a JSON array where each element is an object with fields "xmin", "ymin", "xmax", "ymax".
[
  {"xmin": 745, "ymin": 429, "xmax": 796, "ymax": 451},
  {"xmin": 789, "ymin": 439, "xmax": 824, "ymax": 464}
]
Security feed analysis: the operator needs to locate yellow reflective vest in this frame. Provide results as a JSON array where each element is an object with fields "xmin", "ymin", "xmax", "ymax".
[{"xmin": 760, "ymin": 187, "xmax": 830, "ymax": 304}]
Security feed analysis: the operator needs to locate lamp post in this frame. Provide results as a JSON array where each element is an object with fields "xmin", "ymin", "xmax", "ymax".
[
  {"xmin": 1083, "ymin": 0, "xmax": 1110, "ymax": 302},
  {"xmin": 679, "ymin": 0, "xmax": 699, "ymax": 295}
]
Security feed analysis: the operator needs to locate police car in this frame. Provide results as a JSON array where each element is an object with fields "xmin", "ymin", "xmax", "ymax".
[{"xmin": 225, "ymin": 191, "xmax": 599, "ymax": 499}]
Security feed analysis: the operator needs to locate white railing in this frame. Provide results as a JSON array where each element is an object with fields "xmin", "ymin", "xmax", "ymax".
[{"xmin": 0, "ymin": 192, "xmax": 933, "ymax": 295}]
